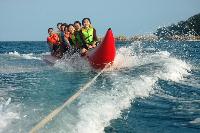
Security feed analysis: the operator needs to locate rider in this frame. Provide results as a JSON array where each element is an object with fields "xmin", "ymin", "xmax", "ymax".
[
  {"xmin": 68, "ymin": 24, "xmax": 77, "ymax": 48},
  {"xmin": 47, "ymin": 28, "xmax": 60, "ymax": 57},
  {"xmin": 80, "ymin": 18, "xmax": 98, "ymax": 54},
  {"xmin": 56, "ymin": 23, "xmax": 62, "ymax": 35},
  {"xmin": 68, "ymin": 24, "xmax": 85, "ymax": 53},
  {"xmin": 73, "ymin": 21, "xmax": 84, "ymax": 49},
  {"xmin": 74, "ymin": 21, "xmax": 82, "ymax": 32},
  {"xmin": 64, "ymin": 26, "xmax": 70, "ymax": 42},
  {"xmin": 59, "ymin": 23, "xmax": 70, "ymax": 55}
]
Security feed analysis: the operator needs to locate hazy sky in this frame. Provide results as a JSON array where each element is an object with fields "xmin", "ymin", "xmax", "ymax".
[{"xmin": 0, "ymin": 0, "xmax": 200, "ymax": 41}]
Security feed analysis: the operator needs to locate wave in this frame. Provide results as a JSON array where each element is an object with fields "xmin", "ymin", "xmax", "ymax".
[
  {"xmin": 0, "ymin": 97, "xmax": 20, "ymax": 133},
  {"xmin": 190, "ymin": 118, "xmax": 200, "ymax": 125},
  {"xmin": 0, "ymin": 51, "xmax": 54, "ymax": 74},
  {"xmin": 70, "ymin": 50, "xmax": 190, "ymax": 133},
  {"xmin": 43, "ymin": 42, "xmax": 191, "ymax": 133},
  {"xmin": 53, "ymin": 52, "xmax": 91, "ymax": 72},
  {"xmin": 6, "ymin": 51, "xmax": 42, "ymax": 60}
]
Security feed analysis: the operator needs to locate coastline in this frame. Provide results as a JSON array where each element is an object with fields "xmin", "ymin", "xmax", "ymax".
[{"xmin": 1, "ymin": 35, "xmax": 200, "ymax": 43}]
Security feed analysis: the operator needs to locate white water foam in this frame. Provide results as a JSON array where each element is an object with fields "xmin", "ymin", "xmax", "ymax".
[
  {"xmin": 70, "ymin": 62, "xmax": 190, "ymax": 133},
  {"xmin": 0, "ymin": 97, "xmax": 20, "ymax": 133},
  {"xmin": 190, "ymin": 118, "xmax": 200, "ymax": 125},
  {"xmin": 54, "ymin": 52, "xmax": 91, "ymax": 72},
  {"xmin": 41, "ymin": 52, "xmax": 51, "ymax": 55},
  {"xmin": 43, "ymin": 43, "xmax": 191, "ymax": 133},
  {"xmin": 7, "ymin": 51, "xmax": 42, "ymax": 60},
  {"xmin": 111, "ymin": 47, "xmax": 137, "ymax": 69},
  {"xmin": 0, "ymin": 52, "xmax": 53, "ymax": 74},
  {"xmin": 68, "ymin": 76, "xmax": 156, "ymax": 133}
]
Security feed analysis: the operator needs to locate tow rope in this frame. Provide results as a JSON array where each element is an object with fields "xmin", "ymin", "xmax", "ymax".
[{"xmin": 29, "ymin": 63, "xmax": 110, "ymax": 133}]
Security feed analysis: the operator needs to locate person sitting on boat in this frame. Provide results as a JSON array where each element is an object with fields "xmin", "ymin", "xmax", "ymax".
[
  {"xmin": 68, "ymin": 24, "xmax": 86, "ymax": 54},
  {"xmin": 56, "ymin": 22, "xmax": 62, "ymax": 35},
  {"xmin": 47, "ymin": 28, "xmax": 60, "ymax": 57},
  {"xmin": 74, "ymin": 21, "xmax": 82, "ymax": 32},
  {"xmin": 59, "ymin": 23, "xmax": 70, "ymax": 55},
  {"xmin": 64, "ymin": 26, "xmax": 70, "ymax": 41},
  {"xmin": 80, "ymin": 18, "xmax": 98, "ymax": 54},
  {"xmin": 73, "ymin": 21, "xmax": 84, "ymax": 49},
  {"xmin": 68, "ymin": 24, "xmax": 78, "ymax": 48}
]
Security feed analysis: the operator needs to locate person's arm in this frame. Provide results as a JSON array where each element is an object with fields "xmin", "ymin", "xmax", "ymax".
[
  {"xmin": 68, "ymin": 38, "xmax": 73, "ymax": 46},
  {"xmin": 47, "ymin": 38, "xmax": 53, "ymax": 52},
  {"xmin": 79, "ymin": 32, "xmax": 85, "ymax": 45},
  {"xmin": 93, "ymin": 28, "xmax": 98, "ymax": 42},
  {"xmin": 92, "ymin": 28, "xmax": 98, "ymax": 46}
]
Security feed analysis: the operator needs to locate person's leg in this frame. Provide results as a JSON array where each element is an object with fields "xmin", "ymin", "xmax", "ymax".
[
  {"xmin": 52, "ymin": 45, "xmax": 61, "ymax": 58},
  {"xmin": 80, "ymin": 48, "xmax": 87, "ymax": 56},
  {"xmin": 57, "ymin": 44, "xmax": 65, "ymax": 58}
]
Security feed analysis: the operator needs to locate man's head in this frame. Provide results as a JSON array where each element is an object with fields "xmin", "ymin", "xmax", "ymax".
[
  {"xmin": 74, "ymin": 21, "xmax": 81, "ymax": 31},
  {"xmin": 68, "ymin": 24, "xmax": 75, "ymax": 34},
  {"xmin": 63, "ymin": 23, "xmax": 68, "ymax": 27},
  {"xmin": 57, "ymin": 23, "xmax": 62, "ymax": 31},
  {"xmin": 48, "ymin": 28, "xmax": 53, "ymax": 35},
  {"xmin": 60, "ymin": 24, "xmax": 66, "ymax": 32}
]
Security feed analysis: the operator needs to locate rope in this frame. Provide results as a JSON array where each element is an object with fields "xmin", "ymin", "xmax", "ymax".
[{"xmin": 29, "ymin": 63, "xmax": 111, "ymax": 133}]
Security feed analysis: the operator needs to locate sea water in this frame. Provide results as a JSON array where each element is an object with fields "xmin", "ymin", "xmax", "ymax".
[{"xmin": 0, "ymin": 40, "xmax": 199, "ymax": 133}]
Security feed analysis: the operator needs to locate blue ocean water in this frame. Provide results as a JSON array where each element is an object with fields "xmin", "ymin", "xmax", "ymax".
[{"xmin": 0, "ymin": 40, "xmax": 200, "ymax": 133}]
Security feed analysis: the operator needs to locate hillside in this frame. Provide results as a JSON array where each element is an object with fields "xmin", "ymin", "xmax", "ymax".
[{"xmin": 154, "ymin": 13, "xmax": 200, "ymax": 39}]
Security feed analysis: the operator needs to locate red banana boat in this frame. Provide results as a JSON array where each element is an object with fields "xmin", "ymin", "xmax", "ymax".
[
  {"xmin": 86, "ymin": 28, "xmax": 116, "ymax": 69},
  {"xmin": 44, "ymin": 28, "xmax": 116, "ymax": 69}
]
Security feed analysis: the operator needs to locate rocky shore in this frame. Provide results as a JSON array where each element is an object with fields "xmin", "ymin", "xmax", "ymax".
[{"xmin": 109, "ymin": 13, "xmax": 200, "ymax": 43}]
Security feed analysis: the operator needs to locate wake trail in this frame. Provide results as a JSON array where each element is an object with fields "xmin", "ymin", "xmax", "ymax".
[
  {"xmin": 29, "ymin": 64, "xmax": 111, "ymax": 133},
  {"xmin": 42, "ymin": 42, "xmax": 192, "ymax": 133}
]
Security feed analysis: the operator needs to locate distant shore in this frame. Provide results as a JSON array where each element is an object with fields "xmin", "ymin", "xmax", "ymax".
[
  {"xmin": 1, "ymin": 35, "xmax": 200, "ymax": 42},
  {"xmin": 0, "ymin": 35, "xmax": 200, "ymax": 42},
  {"xmin": 100, "ymin": 34, "xmax": 200, "ymax": 43}
]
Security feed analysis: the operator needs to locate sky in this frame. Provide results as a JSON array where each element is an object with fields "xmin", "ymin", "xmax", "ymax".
[{"xmin": 0, "ymin": 0, "xmax": 200, "ymax": 41}]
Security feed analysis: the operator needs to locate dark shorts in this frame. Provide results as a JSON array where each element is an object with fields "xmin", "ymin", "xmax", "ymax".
[
  {"xmin": 60, "ymin": 43, "xmax": 70, "ymax": 53},
  {"xmin": 53, "ymin": 45, "xmax": 60, "ymax": 51}
]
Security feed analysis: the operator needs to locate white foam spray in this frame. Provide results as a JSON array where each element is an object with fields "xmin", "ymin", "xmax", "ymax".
[
  {"xmin": 43, "ymin": 42, "xmax": 191, "ymax": 133},
  {"xmin": 7, "ymin": 51, "xmax": 42, "ymax": 60},
  {"xmin": 0, "ymin": 97, "xmax": 20, "ymax": 133},
  {"xmin": 54, "ymin": 52, "xmax": 91, "ymax": 72}
]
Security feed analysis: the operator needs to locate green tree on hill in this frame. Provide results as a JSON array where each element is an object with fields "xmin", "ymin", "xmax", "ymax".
[{"xmin": 155, "ymin": 13, "xmax": 200, "ymax": 39}]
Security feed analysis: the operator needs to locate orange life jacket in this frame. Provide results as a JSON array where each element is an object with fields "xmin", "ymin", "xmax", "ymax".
[{"xmin": 47, "ymin": 34, "xmax": 60, "ymax": 45}]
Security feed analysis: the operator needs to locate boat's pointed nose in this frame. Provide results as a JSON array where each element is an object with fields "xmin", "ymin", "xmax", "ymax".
[
  {"xmin": 87, "ymin": 28, "xmax": 116, "ymax": 69},
  {"xmin": 102, "ymin": 28, "xmax": 115, "ymax": 47}
]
